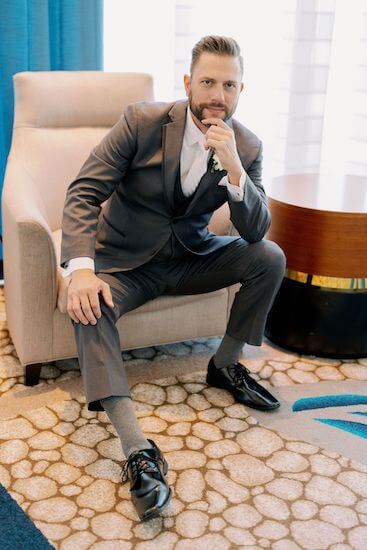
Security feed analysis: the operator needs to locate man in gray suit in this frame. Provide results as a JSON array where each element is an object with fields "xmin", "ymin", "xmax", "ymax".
[{"xmin": 60, "ymin": 35, "xmax": 286, "ymax": 520}]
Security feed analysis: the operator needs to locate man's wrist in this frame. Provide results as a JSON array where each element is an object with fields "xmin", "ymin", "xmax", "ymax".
[
  {"xmin": 63, "ymin": 257, "xmax": 95, "ymax": 278},
  {"xmin": 71, "ymin": 268, "xmax": 94, "ymax": 279},
  {"xmin": 227, "ymin": 169, "xmax": 242, "ymax": 186}
]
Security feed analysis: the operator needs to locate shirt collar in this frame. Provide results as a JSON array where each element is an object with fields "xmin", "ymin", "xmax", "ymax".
[{"xmin": 185, "ymin": 105, "xmax": 206, "ymax": 147}]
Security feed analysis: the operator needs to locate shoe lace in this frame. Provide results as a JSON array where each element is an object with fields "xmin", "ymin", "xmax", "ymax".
[
  {"xmin": 228, "ymin": 363, "xmax": 251, "ymax": 387},
  {"xmin": 121, "ymin": 450, "xmax": 164, "ymax": 483}
]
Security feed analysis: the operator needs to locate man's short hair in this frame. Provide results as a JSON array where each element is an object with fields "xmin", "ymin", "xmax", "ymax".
[{"xmin": 190, "ymin": 35, "xmax": 244, "ymax": 78}]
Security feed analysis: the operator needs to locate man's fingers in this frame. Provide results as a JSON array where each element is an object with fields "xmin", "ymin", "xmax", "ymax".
[
  {"xmin": 67, "ymin": 297, "xmax": 80, "ymax": 323},
  {"xmin": 201, "ymin": 117, "xmax": 229, "ymax": 129},
  {"xmin": 72, "ymin": 295, "xmax": 90, "ymax": 325},
  {"xmin": 205, "ymin": 125, "xmax": 231, "ymax": 137},
  {"xmin": 205, "ymin": 138, "xmax": 227, "ymax": 150},
  {"xmin": 101, "ymin": 282, "xmax": 114, "ymax": 309},
  {"xmin": 89, "ymin": 291, "xmax": 102, "ymax": 319},
  {"xmin": 80, "ymin": 294, "xmax": 97, "ymax": 325},
  {"xmin": 205, "ymin": 131, "xmax": 230, "ymax": 143}
]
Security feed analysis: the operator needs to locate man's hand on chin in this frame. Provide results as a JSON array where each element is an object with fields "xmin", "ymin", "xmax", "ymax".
[{"xmin": 201, "ymin": 117, "xmax": 243, "ymax": 184}]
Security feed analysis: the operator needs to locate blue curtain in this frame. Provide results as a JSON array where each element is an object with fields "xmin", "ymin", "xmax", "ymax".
[{"xmin": 0, "ymin": 0, "xmax": 103, "ymax": 266}]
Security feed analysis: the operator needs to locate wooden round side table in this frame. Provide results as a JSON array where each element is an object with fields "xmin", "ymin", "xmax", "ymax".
[{"xmin": 264, "ymin": 174, "xmax": 367, "ymax": 358}]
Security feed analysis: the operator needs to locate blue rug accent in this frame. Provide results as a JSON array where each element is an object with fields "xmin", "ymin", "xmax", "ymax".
[
  {"xmin": 350, "ymin": 411, "xmax": 367, "ymax": 417},
  {"xmin": 292, "ymin": 394, "xmax": 367, "ymax": 412},
  {"xmin": 0, "ymin": 483, "xmax": 54, "ymax": 549},
  {"xmin": 314, "ymin": 418, "xmax": 367, "ymax": 439}
]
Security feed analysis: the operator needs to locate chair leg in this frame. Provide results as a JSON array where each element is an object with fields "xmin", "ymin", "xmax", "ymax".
[{"xmin": 25, "ymin": 363, "xmax": 42, "ymax": 386}]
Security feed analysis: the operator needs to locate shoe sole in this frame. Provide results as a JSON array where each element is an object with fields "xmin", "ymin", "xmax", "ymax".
[
  {"xmin": 206, "ymin": 375, "xmax": 280, "ymax": 411},
  {"xmin": 139, "ymin": 458, "xmax": 172, "ymax": 522}
]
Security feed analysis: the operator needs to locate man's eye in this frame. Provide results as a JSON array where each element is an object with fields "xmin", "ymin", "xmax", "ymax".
[
  {"xmin": 202, "ymin": 80, "xmax": 211, "ymax": 85},
  {"xmin": 225, "ymin": 83, "xmax": 235, "ymax": 88}
]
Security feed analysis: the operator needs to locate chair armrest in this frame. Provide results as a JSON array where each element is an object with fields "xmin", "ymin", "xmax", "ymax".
[
  {"xmin": 2, "ymin": 160, "xmax": 58, "ymax": 363},
  {"xmin": 209, "ymin": 202, "xmax": 231, "ymax": 235}
]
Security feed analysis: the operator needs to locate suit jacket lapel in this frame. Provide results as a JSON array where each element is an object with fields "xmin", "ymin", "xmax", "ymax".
[
  {"xmin": 162, "ymin": 99, "xmax": 188, "ymax": 212},
  {"xmin": 184, "ymin": 169, "xmax": 227, "ymax": 215}
]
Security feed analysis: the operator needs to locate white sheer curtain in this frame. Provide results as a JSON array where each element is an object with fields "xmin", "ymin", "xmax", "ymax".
[
  {"xmin": 104, "ymin": 0, "xmax": 367, "ymax": 186},
  {"xmin": 103, "ymin": 0, "xmax": 176, "ymax": 101},
  {"xmin": 320, "ymin": 0, "xmax": 367, "ymax": 177}
]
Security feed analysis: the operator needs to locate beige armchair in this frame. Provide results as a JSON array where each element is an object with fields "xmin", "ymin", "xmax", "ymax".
[{"xmin": 2, "ymin": 71, "xmax": 240, "ymax": 387}]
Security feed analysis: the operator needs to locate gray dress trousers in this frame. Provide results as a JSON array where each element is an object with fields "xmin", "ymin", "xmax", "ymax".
[{"xmin": 71, "ymin": 169, "xmax": 286, "ymax": 411}]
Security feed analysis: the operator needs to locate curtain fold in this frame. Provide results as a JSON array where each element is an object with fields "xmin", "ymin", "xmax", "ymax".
[{"xmin": 0, "ymin": 0, "xmax": 103, "ymax": 265}]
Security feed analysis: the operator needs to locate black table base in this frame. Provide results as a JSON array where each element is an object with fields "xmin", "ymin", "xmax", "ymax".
[{"xmin": 265, "ymin": 278, "xmax": 367, "ymax": 359}]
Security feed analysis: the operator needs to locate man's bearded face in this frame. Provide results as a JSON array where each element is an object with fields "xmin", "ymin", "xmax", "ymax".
[
  {"xmin": 185, "ymin": 52, "xmax": 243, "ymax": 129},
  {"xmin": 188, "ymin": 90, "xmax": 234, "ymax": 123}
]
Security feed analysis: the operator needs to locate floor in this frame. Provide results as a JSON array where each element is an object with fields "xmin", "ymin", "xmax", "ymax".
[{"xmin": 1, "ymin": 288, "xmax": 367, "ymax": 549}]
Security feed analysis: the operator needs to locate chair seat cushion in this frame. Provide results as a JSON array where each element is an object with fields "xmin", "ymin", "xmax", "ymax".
[{"xmin": 53, "ymin": 229, "xmax": 227, "ymax": 315}]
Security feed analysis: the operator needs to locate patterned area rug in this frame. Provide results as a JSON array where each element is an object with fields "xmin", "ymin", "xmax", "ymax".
[
  {"xmin": 251, "ymin": 379, "xmax": 367, "ymax": 464},
  {"xmin": 1, "ymin": 288, "xmax": 367, "ymax": 549}
]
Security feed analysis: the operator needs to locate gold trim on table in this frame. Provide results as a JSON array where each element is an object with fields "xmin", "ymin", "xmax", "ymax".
[{"xmin": 285, "ymin": 269, "xmax": 367, "ymax": 290}]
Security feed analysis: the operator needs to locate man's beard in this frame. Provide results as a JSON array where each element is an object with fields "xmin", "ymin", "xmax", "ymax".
[{"xmin": 189, "ymin": 93, "xmax": 235, "ymax": 123}]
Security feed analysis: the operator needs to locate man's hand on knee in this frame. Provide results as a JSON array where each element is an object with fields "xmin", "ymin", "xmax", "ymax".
[{"xmin": 67, "ymin": 269, "xmax": 114, "ymax": 325}]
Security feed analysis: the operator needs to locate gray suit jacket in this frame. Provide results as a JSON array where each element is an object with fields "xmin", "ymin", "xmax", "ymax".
[{"xmin": 60, "ymin": 98, "xmax": 270, "ymax": 273}]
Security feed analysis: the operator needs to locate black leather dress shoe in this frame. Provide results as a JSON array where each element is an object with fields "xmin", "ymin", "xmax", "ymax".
[
  {"xmin": 206, "ymin": 356, "xmax": 280, "ymax": 410},
  {"xmin": 121, "ymin": 439, "xmax": 172, "ymax": 521}
]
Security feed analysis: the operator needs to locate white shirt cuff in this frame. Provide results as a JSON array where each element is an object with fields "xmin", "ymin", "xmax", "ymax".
[
  {"xmin": 63, "ymin": 257, "xmax": 95, "ymax": 278},
  {"xmin": 218, "ymin": 168, "xmax": 246, "ymax": 201}
]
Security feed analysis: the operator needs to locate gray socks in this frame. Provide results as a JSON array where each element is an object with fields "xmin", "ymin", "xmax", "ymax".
[
  {"xmin": 100, "ymin": 395, "xmax": 152, "ymax": 459},
  {"xmin": 100, "ymin": 334, "xmax": 245, "ymax": 459},
  {"xmin": 213, "ymin": 332, "xmax": 245, "ymax": 369}
]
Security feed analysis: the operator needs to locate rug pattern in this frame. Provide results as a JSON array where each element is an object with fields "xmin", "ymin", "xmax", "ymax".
[{"xmin": 1, "ymin": 290, "xmax": 367, "ymax": 549}]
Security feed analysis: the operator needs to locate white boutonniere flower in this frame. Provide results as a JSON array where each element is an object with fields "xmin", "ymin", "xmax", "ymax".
[{"xmin": 210, "ymin": 152, "xmax": 223, "ymax": 172}]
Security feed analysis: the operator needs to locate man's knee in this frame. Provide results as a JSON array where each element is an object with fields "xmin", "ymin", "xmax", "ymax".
[
  {"xmin": 69, "ymin": 292, "xmax": 117, "ymax": 330},
  {"xmin": 264, "ymin": 240, "xmax": 287, "ymax": 273},
  {"xmin": 249, "ymin": 239, "xmax": 286, "ymax": 277}
]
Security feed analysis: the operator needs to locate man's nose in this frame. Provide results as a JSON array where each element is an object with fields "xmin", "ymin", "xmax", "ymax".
[{"xmin": 211, "ymin": 85, "xmax": 225, "ymax": 104}]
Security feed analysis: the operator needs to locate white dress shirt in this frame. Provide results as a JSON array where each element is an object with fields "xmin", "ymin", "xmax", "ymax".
[{"xmin": 63, "ymin": 105, "xmax": 247, "ymax": 277}]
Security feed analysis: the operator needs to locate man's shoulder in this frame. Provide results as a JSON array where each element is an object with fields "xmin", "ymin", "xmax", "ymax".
[
  {"xmin": 231, "ymin": 117, "xmax": 261, "ymax": 148},
  {"xmin": 231, "ymin": 117, "xmax": 262, "ymax": 166},
  {"xmin": 124, "ymin": 99, "xmax": 186, "ymax": 123}
]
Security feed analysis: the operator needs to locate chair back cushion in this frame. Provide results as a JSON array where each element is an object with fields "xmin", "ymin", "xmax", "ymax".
[{"xmin": 10, "ymin": 71, "xmax": 155, "ymax": 231}]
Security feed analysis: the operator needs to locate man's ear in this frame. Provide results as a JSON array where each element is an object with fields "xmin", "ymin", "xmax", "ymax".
[{"xmin": 183, "ymin": 74, "xmax": 191, "ymax": 97}]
